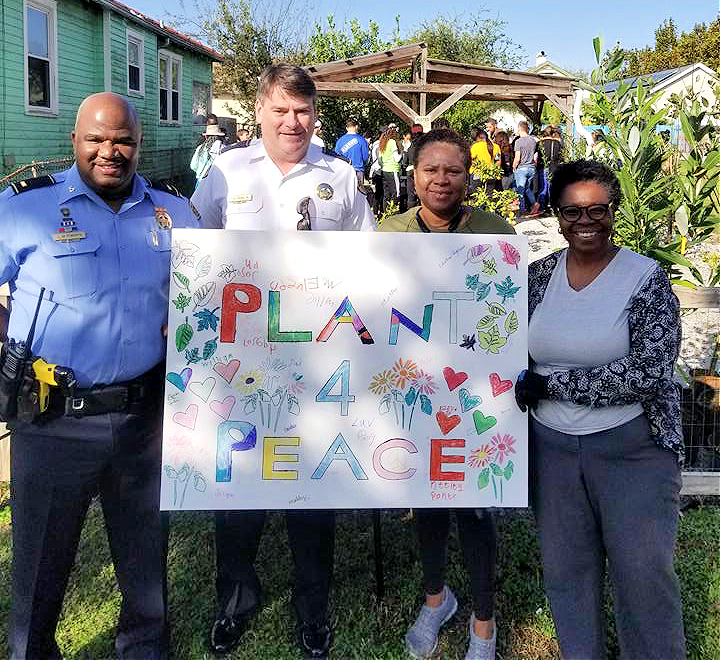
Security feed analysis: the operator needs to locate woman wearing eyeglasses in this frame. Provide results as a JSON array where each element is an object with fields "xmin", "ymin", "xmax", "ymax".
[{"xmin": 515, "ymin": 160, "xmax": 686, "ymax": 659}]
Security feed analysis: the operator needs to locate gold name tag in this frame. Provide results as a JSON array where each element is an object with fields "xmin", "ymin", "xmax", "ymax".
[
  {"xmin": 229, "ymin": 194, "xmax": 253, "ymax": 204},
  {"xmin": 53, "ymin": 231, "xmax": 86, "ymax": 242}
]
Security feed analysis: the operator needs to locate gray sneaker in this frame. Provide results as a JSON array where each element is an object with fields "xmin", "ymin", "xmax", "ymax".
[
  {"xmin": 405, "ymin": 586, "xmax": 458, "ymax": 659},
  {"xmin": 464, "ymin": 615, "xmax": 496, "ymax": 660}
]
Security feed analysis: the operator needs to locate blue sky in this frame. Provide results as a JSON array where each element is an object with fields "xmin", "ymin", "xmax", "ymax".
[{"xmin": 133, "ymin": 0, "xmax": 719, "ymax": 71}]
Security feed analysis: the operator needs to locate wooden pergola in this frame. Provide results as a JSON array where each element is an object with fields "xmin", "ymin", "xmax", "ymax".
[{"xmin": 305, "ymin": 42, "xmax": 575, "ymax": 131}]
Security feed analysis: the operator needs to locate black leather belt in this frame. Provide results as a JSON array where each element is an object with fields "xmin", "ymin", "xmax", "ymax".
[{"xmin": 51, "ymin": 363, "xmax": 164, "ymax": 418}]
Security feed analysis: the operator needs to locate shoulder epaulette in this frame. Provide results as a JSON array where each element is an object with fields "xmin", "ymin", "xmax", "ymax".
[
  {"xmin": 9, "ymin": 174, "xmax": 56, "ymax": 195},
  {"xmin": 147, "ymin": 179, "xmax": 182, "ymax": 197},
  {"xmin": 322, "ymin": 147, "xmax": 350, "ymax": 164},
  {"xmin": 221, "ymin": 140, "xmax": 251, "ymax": 154}
]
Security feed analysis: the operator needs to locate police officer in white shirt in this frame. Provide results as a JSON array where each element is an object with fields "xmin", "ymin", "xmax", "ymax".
[
  {"xmin": 192, "ymin": 63, "xmax": 375, "ymax": 660},
  {"xmin": 192, "ymin": 86, "xmax": 374, "ymax": 233}
]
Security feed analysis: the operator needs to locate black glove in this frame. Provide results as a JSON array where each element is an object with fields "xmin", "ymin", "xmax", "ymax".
[{"xmin": 515, "ymin": 369, "xmax": 550, "ymax": 412}]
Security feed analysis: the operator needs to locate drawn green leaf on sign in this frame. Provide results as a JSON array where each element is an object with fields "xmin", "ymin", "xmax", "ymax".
[
  {"xmin": 173, "ymin": 271, "xmax": 190, "ymax": 292},
  {"xmin": 164, "ymin": 466, "xmax": 178, "ymax": 479},
  {"xmin": 504, "ymin": 311, "xmax": 519, "ymax": 335},
  {"xmin": 405, "ymin": 386, "xmax": 418, "ymax": 406},
  {"xmin": 491, "ymin": 463, "xmax": 503, "ymax": 477},
  {"xmin": 203, "ymin": 337, "xmax": 218, "ymax": 360},
  {"xmin": 175, "ymin": 317, "xmax": 193, "ymax": 352},
  {"xmin": 466, "ymin": 274, "xmax": 479, "ymax": 291},
  {"xmin": 476, "ymin": 314, "xmax": 496, "ymax": 330},
  {"xmin": 481, "ymin": 258, "xmax": 497, "ymax": 276},
  {"xmin": 172, "ymin": 293, "xmax": 191, "ymax": 312},
  {"xmin": 476, "ymin": 281, "xmax": 492, "ymax": 301},
  {"xmin": 379, "ymin": 395, "xmax": 391, "ymax": 415},
  {"xmin": 504, "ymin": 460, "xmax": 514, "ymax": 481},
  {"xmin": 419, "ymin": 394, "xmax": 432, "ymax": 415},
  {"xmin": 486, "ymin": 301, "xmax": 506, "ymax": 316},
  {"xmin": 477, "ymin": 326, "xmax": 507, "ymax": 354},
  {"xmin": 478, "ymin": 468, "xmax": 490, "ymax": 490}
]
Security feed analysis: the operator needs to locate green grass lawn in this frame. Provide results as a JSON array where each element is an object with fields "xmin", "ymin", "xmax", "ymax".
[{"xmin": 0, "ymin": 482, "xmax": 719, "ymax": 659}]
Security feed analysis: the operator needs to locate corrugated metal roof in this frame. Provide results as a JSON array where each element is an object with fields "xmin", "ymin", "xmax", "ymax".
[{"xmin": 89, "ymin": 0, "xmax": 223, "ymax": 61}]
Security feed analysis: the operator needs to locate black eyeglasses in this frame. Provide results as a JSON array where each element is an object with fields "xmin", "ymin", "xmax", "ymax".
[{"xmin": 557, "ymin": 203, "xmax": 611, "ymax": 222}]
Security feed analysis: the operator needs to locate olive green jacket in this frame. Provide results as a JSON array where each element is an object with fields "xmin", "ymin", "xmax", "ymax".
[{"xmin": 378, "ymin": 206, "xmax": 515, "ymax": 234}]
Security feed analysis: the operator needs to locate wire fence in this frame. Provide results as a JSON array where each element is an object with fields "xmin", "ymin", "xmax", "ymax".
[
  {"xmin": 677, "ymin": 289, "xmax": 720, "ymax": 475},
  {"xmin": 0, "ymin": 158, "xmax": 74, "ymax": 190}
]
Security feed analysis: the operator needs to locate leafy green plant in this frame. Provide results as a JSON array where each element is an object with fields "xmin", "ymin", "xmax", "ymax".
[
  {"xmin": 467, "ymin": 187, "xmax": 519, "ymax": 225},
  {"xmin": 582, "ymin": 37, "xmax": 720, "ymax": 285},
  {"xmin": 377, "ymin": 199, "xmax": 400, "ymax": 225}
]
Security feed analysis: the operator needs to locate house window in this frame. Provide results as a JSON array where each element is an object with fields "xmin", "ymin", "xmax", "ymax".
[
  {"xmin": 159, "ymin": 50, "xmax": 182, "ymax": 123},
  {"xmin": 192, "ymin": 81, "xmax": 211, "ymax": 124},
  {"xmin": 24, "ymin": 0, "xmax": 58, "ymax": 114},
  {"xmin": 126, "ymin": 29, "xmax": 144, "ymax": 96}
]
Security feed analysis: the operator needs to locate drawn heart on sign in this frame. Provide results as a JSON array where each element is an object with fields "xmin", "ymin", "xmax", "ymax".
[
  {"xmin": 458, "ymin": 388, "xmax": 482, "ymax": 412},
  {"xmin": 188, "ymin": 377, "xmax": 216, "ymax": 402},
  {"xmin": 173, "ymin": 404, "xmax": 198, "ymax": 430},
  {"xmin": 166, "ymin": 368, "xmax": 192, "ymax": 392},
  {"xmin": 213, "ymin": 359, "xmax": 241, "ymax": 383},
  {"xmin": 436, "ymin": 411, "xmax": 461, "ymax": 435},
  {"xmin": 442, "ymin": 367, "xmax": 468, "ymax": 392},
  {"xmin": 473, "ymin": 409, "xmax": 497, "ymax": 435},
  {"xmin": 489, "ymin": 372, "xmax": 513, "ymax": 397},
  {"xmin": 210, "ymin": 395, "xmax": 236, "ymax": 421}
]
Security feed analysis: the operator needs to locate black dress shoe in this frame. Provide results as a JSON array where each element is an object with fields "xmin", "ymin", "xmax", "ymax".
[
  {"xmin": 209, "ymin": 615, "xmax": 246, "ymax": 655},
  {"xmin": 298, "ymin": 621, "xmax": 331, "ymax": 659}
]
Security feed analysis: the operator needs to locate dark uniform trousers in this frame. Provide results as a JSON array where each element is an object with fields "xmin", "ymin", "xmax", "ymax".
[
  {"xmin": 9, "ymin": 403, "xmax": 168, "ymax": 660},
  {"xmin": 215, "ymin": 510, "xmax": 335, "ymax": 625}
]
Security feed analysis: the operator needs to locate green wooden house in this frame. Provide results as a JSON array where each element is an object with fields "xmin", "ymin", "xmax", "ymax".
[{"xmin": 0, "ymin": 0, "xmax": 222, "ymax": 192}]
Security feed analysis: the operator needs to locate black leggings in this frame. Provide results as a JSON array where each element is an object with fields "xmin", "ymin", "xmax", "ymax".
[{"xmin": 415, "ymin": 508, "xmax": 496, "ymax": 620}]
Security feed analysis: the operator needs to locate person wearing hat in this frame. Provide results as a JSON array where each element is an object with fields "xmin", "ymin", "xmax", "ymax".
[
  {"xmin": 190, "ymin": 123, "xmax": 226, "ymax": 189},
  {"xmin": 311, "ymin": 119, "xmax": 325, "ymax": 147}
]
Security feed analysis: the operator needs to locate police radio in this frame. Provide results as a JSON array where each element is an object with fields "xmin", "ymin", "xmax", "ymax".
[{"xmin": 0, "ymin": 288, "xmax": 76, "ymax": 423}]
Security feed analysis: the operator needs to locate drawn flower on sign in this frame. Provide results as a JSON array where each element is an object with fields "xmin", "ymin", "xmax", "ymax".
[
  {"xmin": 369, "ymin": 370, "xmax": 393, "ymax": 395},
  {"xmin": 288, "ymin": 372, "xmax": 306, "ymax": 396},
  {"xmin": 491, "ymin": 433, "xmax": 516, "ymax": 465},
  {"xmin": 260, "ymin": 356, "xmax": 288, "ymax": 391},
  {"xmin": 411, "ymin": 370, "xmax": 437, "ymax": 396},
  {"xmin": 236, "ymin": 369, "xmax": 264, "ymax": 395},
  {"xmin": 391, "ymin": 358, "xmax": 418, "ymax": 389},
  {"xmin": 469, "ymin": 444, "xmax": 495, "ymax": 468}
]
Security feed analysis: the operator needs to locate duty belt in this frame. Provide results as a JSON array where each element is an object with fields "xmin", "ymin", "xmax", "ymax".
[{"xmin": 50, "ymin": 363, "xmax": 164, "ymax": 418}]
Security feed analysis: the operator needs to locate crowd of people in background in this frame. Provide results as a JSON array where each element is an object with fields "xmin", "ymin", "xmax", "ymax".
[{"xmin": 191, "ymin": 110, "xmax": 566, "ymax": 222}]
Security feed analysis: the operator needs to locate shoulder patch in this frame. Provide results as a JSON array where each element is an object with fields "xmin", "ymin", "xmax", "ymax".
[
  {"xmin": 9, "ymin": 174, "xmax": 56, "ymax": 195},
  {"xmin": 147, "ymin": 178, "xmax": 182, "ymax": 197},
  {"xmin": 322, "ymin": 147, "xmax": 350, "ymax": 164},
  {"xmin": 221, "ymin": 140, "xmax": 251, "ymax": 154}
]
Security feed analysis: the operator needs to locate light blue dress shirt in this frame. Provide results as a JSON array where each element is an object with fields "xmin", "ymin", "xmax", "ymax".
[{"xmin": 0, "ymin": 165, "xmax": 199, "ymax": 387}]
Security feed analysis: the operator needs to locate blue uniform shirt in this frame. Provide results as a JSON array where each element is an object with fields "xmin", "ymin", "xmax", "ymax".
[
  {"xmin": 0, "ymin": 165, "xmax": 200, "ymax": 387},
  {"xmin": 334, "ymin": 133, "xmax": 369, "ymax": 172}
]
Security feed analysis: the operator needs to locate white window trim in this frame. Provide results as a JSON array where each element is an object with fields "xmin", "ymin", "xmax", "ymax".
[
  {"xmin": 158, "ymin": 49, "xmax": 182, "ymax": 125},
  {"xmin": 23, "ymin": 0, "xmax": 58, "ymax": 116},
  {"xmin": 126, "ymin": 28, "xmax": 144, "ymax": 97}
]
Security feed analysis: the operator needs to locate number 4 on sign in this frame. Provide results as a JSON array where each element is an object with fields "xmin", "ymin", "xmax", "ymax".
[{"xmin": 316, "ymin": 360, "xmax": 355, "ymax": 416}]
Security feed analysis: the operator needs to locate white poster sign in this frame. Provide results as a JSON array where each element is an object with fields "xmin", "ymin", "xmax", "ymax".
[{"xmin": 161, "ymin": 229, "xmax": 528, "ymax": 510}]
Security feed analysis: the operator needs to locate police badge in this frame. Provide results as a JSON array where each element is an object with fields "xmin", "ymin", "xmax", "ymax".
[{"xmin": 155, "ymin": 206, "xmax": 172, "ymax": 229}]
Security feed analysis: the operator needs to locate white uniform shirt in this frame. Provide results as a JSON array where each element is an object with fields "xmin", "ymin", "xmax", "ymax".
[{"xmin": 191, "ymin": 140, "xmax": 376, "ymax": 231}]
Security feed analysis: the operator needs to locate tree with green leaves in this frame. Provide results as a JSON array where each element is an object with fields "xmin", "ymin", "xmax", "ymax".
[
  {"xmin": 623, "ymin": 17, "xmax": 720, "ymax": 76},
  {"xmin": 405, "ymin": 12, "xmax": 524, "ymax": 135}
]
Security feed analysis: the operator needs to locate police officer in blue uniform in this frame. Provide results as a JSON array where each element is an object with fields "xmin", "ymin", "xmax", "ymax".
[{"xmin": 0, "ymin": 92, "xmax": 199, "ymax": 660}]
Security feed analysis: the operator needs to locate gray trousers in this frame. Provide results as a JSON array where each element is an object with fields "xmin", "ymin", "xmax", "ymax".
[{"xmin": 531, "ymin": 414, "xmax": 686, "ymax": 660}]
